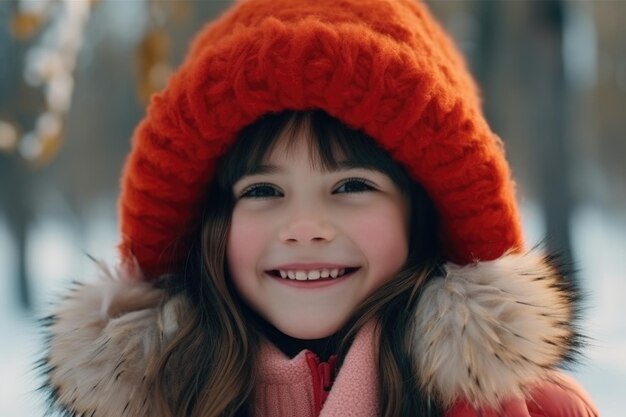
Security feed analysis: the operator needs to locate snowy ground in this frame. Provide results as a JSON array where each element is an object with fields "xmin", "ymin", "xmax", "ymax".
[{"xmin": 0, "ymin": 203, "xmax": 624, "ymax": 416}]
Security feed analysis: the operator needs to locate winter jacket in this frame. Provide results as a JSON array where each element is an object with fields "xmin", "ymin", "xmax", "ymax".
[
  {"xmin": 254, "ymin": 321, "xmax": 597, "ymax": 417},
  {"xmin": 42, "ymin": 250, "xmax": 598, "ymax": 417}
]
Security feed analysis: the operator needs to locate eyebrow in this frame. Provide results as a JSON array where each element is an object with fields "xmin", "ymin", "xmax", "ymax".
[{"xmin": 243, "ymin": 159, "xmax": 376, "ymax": 177}]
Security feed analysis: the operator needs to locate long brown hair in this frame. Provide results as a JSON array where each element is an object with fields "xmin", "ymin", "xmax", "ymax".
[{"xmin": 153, "ymin": 110, "xmax": 443, "ymax": 417}]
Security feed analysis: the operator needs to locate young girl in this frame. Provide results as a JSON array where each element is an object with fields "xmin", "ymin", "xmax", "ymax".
[{"xmin": 42, "ymin": 0, "xmax": 598, "ymax": 416}]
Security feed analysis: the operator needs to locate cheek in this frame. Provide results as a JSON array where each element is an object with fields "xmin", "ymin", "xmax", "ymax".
[
  {"xmin": 227, "ymin": 210, "xmax": 268, "ymax": 279},
  {"xmin": 348, "ymin": 204, "xmax": 409, "ymax": 281}
]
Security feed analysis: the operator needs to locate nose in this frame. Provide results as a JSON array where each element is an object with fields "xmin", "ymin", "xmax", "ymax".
[{"xmin": 278, "ymin": 207, "xmax": 336, "ymax": 244}]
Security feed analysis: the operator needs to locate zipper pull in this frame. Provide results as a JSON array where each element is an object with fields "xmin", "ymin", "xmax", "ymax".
[
  {"xmin": 320, "ymin": 354, "xmax": 338, "ymax": 391},
  {"xmin": 306, "ymin": 352, "xmax": 339, "ymax": 416}
]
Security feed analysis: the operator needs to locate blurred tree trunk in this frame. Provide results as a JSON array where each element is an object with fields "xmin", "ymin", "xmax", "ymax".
[
  {"xmin": 473, "ymin": 0, "xmax": 501, "ymax": 125},
  {"xmin": 0, "ymin": 157, "xmax": 31, "ymax": 311},
  {"xmin": 0, "ymin": 0, "xmax": 32, "ymax": 311},
  {"xmin": 528, "ymin": 0, "xmax": 575, "ymax": 267},
  {"xmin": 474, "ymin": 0, "xmax": 574, "ymax": 267}
]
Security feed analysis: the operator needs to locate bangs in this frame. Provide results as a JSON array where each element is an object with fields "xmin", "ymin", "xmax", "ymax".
[{"xmin": 216, "ymin": 110, "xmax": 412, "ymax": 194}]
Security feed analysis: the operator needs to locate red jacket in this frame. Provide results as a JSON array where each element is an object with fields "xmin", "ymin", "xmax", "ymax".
[{"xmin": 447, "ymin": 373, "xmax": 598, "ymax": 417}]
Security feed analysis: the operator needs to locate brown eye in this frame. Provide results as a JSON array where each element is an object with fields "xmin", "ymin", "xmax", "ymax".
[
  {"xmin": 239, "ymin": 183, "xmax": 282, "ymax": 199},
  {"xmin": 334, "ymin": 178, "xmax": 375, "ymax": 194}
]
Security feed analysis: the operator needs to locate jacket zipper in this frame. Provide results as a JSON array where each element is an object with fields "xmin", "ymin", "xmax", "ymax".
[{"xmin": 305, "ymin": 351, "xmax": 339, "ymax": 416}]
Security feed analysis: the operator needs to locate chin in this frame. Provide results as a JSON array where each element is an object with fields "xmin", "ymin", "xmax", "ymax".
[{"xmin": 276, "ymin": 319, "xmax": 344, "ymax": 340}]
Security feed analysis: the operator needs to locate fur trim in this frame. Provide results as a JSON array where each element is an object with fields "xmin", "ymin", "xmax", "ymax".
[
  {"xmin": 413, "ymin": 249, "xmax": 581, "ymax": 408},
  {"xmin": 39, "ymin": 250, "xmax": 581, "ymax": 415},
  {"xmin": 40, "ymin": 263, "xmax": 189, "ymax": 417}
]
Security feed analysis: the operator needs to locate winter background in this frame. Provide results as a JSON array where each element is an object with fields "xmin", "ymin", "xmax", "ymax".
[{"xmin": 1, "ymin": 0, "xmax": 625, "ymax": 416}]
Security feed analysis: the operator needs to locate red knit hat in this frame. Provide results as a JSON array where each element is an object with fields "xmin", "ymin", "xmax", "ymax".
[{"xmin": 119, "ymin": 0, "xmax": 524, "ymax": 279}]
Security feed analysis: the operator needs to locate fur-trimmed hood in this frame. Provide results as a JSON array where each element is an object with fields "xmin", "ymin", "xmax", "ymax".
[{"xmin": 40, "ymin": 250, "xmax": 582, "ymax": 416}]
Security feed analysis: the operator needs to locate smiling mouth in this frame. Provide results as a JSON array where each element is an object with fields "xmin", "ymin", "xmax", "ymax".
[{"xmin": 266, "ymin": 267, "xmax": 360, "ymax": 281}]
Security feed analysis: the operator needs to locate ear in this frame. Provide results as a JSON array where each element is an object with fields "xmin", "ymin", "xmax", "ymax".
[{"xmin": 411, "ymin": 249, "xmax": 582, "ymax": 408}]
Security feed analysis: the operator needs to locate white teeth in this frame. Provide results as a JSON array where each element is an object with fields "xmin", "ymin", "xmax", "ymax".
[
  {"xmin": 308, "ymin": 270, "xmax": 321, "ymax": 280},
  {"xmin": 275, "ymin": 268, "xmax": 353, "ymax": 281}
]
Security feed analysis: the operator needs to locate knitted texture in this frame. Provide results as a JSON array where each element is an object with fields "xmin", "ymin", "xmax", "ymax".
[
  {"xmin": 119, "ymin": 0, "xmax": 524, "ymax": 279},
  {"xmin": 254, "ymin": 321, "xmax": 379, "ymax": 417}
]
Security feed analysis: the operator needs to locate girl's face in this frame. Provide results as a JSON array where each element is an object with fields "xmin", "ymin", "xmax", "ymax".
[{"xmin": 226, "ymin": 127, "xmax": 410, "ymax": 339}]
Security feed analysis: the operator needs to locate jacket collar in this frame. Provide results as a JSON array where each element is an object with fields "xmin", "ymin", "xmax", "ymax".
[
  {"xmin": 253, "ymin": 320, "xmax": 380, "ymax": 417},
  {"xmin": 41, "ymin": 249, "xmax": 581, "ymax": 416}
]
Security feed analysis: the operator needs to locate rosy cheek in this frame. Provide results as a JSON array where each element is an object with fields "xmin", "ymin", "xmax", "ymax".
[
  {"xmin": 348, "ymin": 207, "xmax": 408, "ymax": 282},
  {"xmin": 227, "ymin": 210, "xmax": 265, "ymax": 274},
  {"xmin": 226, "ymin": 209, "xmax": 271, "ymax": 272}
]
